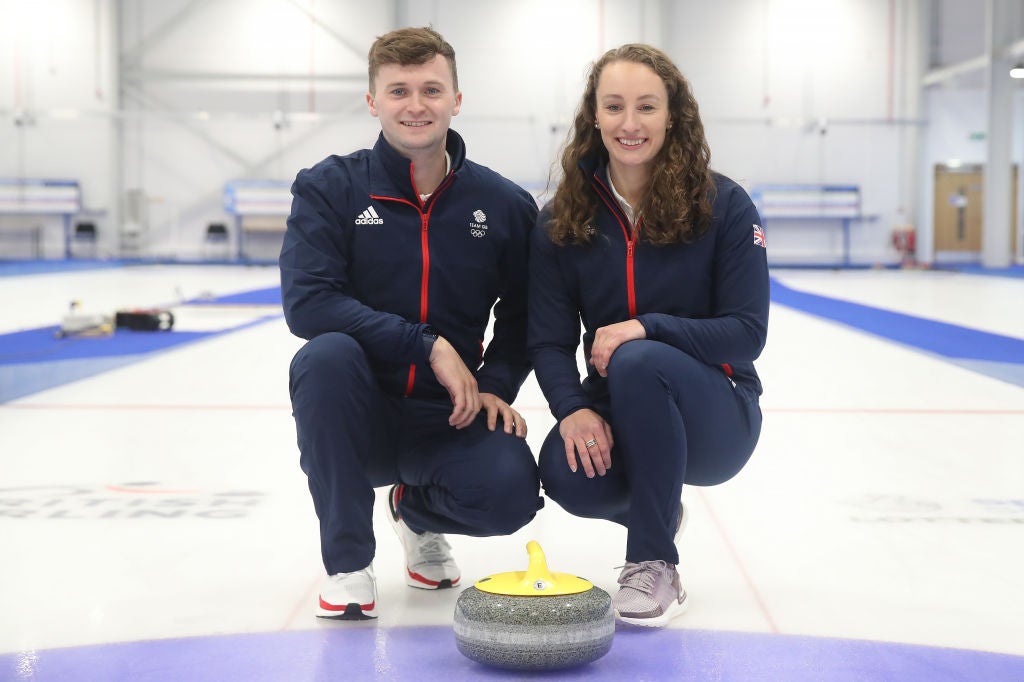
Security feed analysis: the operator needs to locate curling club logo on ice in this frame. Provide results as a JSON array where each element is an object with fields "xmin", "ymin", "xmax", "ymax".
[
  {"xmin": 0, "ymin": 483, "xmax": 266, "ymax": 520},
  {"xmin": 469, "ymin": 209, "xmax": 488, "ymax": 238}
]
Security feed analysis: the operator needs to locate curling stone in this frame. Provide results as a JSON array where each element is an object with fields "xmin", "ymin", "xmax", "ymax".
[{"xmin": 453, "ymin": 541, "xmax": 614, "ymax": 671}]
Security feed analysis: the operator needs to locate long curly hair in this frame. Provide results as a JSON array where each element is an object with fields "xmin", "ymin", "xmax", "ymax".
[{"xmin": 548, "ymin": 44, "xmax": 715, "ymax": 246}]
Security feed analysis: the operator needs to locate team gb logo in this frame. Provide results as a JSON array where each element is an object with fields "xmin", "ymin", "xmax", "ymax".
[{"xmin": 470, "ymin": 209, "xmax": 488, "ymax": 238}]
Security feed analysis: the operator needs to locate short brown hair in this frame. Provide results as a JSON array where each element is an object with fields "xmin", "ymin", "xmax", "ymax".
[{"xmin": 367, "ymin": 27, "xmax": 458, "ymax": 93}]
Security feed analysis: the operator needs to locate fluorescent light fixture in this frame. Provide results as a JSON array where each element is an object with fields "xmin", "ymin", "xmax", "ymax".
[{"xmin": 1011, "ymin": 63, "xmax": 1024, "ymax": 79}]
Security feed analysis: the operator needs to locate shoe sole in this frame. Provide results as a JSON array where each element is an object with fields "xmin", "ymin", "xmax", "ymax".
[
  {"xmin": 316, "ymin": 601, "xmax": 377, "ymax": 620},
  {"xmin": 405, "ymin": 569, "xmax": 459, "ymax": 590},
  {"xmin": 616, "ymin": 591, "xmax": 689, "ymax": 628}
]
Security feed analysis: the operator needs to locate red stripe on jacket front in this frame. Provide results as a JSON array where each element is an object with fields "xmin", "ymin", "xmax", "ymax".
[
  {"xmin": 369, "ymin": 171, "xmax": 455, "ymax": 396},
  {"xmin": 592, "ymin": 176, "xmax": 639, "ymax": 318}
]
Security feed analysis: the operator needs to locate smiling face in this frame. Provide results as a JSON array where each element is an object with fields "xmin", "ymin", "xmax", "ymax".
[
  {"xmin": 366, "ymin": 55, "xmax": 462, "ymax": 162},
  {"xmin": 594, "ymin": 60, "xmax": 671, "ymax": 186}
]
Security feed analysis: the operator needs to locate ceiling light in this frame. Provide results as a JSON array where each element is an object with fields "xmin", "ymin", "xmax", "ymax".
[{"xmin": 1011, "ymin": 63, "xmax": 1024, "ymax": 79}]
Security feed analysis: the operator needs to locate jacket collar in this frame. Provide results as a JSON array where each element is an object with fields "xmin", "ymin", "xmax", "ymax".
[
  {"xmin": 578, "ymin": 151, "xmax": 622, "ymax": 208},
  {"xmin": 578, "ymin": 150, "xmax": 610, "ymax": 184},
  {"xmin": 370, "ymin": 129, "xmax": 467, "ymax": 202}
]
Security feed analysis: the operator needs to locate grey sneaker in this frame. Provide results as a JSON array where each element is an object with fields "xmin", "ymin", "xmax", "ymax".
[
  {"xmin": 613, "ymin": 560, "xmax": 688, "ymax": 627},
  {"xmin": 388, "ymin": 484, "xmax": 461, "ymax": 589}
]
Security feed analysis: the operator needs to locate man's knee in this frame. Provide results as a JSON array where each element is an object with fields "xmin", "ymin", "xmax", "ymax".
[
  {"xmin": 474, "ymin": 443, "xmax": 541, "ymax": 534},
  {"xmin": 290, "ymin": 333, "xmax": 370, "ymax": 398},
  {"xmin": 292, "ymin": 332, "xmax": 365, "ymax": 374}
]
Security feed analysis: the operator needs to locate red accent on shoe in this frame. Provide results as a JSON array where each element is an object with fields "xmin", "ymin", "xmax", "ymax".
[
  {"xmin": 319, "ymin": 596, "xmax": 374, "ymax": 612},
  {"xmin": 406, "ymin": 567, "xmax": 460, "ymax": 588},
  {"xmin": 392, "ymin": 484, "xmax": 406, "ymax": 514}
]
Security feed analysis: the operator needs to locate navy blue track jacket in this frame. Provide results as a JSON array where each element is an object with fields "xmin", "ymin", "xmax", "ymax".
[
  {"xmin": 280, "ymin": 130, "xmax": 538, "ymax": 403},
  {"xmin": 528, "ymin": 154, "xmax": 769, "ymax": 421}
]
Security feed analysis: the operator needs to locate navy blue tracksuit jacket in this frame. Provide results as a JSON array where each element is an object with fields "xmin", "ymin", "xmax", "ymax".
[
  {"xmin": 280, "ymin": 130, "xmax": 538, "ymax": 403},
  {"xmin": 529, "ymin": 155, "xmax": 769, "ymax": 421}
]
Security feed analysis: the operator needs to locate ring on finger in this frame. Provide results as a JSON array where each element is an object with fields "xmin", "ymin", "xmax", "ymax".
[{"xmin": 585, "ymin": 438, "xmax": 598, "ymax": 448}]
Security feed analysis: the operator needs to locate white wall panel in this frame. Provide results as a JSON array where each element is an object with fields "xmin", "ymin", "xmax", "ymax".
[
  {"xmin": 0, "ymin": 0, "xmax": 1019, "ymax": 264},
  {"xmin": 0, "ymin": 0, "xmax": 118, "ymax": 257}
]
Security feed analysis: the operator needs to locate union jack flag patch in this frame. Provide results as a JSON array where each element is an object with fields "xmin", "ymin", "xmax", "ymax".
[{"xmin": 753, "ymin": 224, "xmax": 766, "ymax": 248}]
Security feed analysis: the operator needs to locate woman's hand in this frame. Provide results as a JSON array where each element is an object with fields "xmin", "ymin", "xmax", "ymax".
[
  {"xmin": 559, "ymin": 408, "xmax": 614, "ymax": 477},
  {"xmin": 589, "ymin": 319, "xmax": 646, "ymax": 378}
]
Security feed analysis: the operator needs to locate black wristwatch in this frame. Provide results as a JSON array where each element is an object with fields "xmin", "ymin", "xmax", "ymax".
[{"xmin": 422, "ymin": 325, "xmax": 439, "ymax": 356}]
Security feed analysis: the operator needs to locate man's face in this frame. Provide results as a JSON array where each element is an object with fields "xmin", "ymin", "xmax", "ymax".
[{"xmin": 367, "ymin": 55, "xmax": 462, "ymax": 160}]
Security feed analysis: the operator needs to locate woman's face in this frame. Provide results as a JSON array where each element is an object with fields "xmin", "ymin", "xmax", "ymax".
[{"xmin": 594, "ymin": 60, "xmax": 671, "ymax": 180}]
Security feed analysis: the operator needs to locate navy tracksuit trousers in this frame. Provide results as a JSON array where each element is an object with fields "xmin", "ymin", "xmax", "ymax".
[
  {"xmin": 289, "ymin": 332, "xmax": 542, "ymax": 575},
  {"xmin": 538, "ymin": 340, "xmax": 762, "ymax": 566}
]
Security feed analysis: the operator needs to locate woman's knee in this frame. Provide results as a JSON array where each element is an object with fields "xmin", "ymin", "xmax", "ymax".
[
  {"xmin": 606, "ymin": 342, "xmax": 708, "ymax": 407},
  {"xmin": 608, "ymin": 340, "xmax": 696, "ymax": 379},
  {"xmin": 538, "ymin": 428, "xmax": 625, "ymax": 521},
  {"xmin": 537, "ymin": 427, "xmax": 571, "ymax": 498}
]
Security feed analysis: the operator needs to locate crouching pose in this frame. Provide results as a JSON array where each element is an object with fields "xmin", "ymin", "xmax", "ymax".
[
  {"xmin": 282, "ymin": 27, "xmax": 542, "ymax": 620},
  {"xmin": 529, "ymin": 44, "xmax": 769, "ymax": 627}
]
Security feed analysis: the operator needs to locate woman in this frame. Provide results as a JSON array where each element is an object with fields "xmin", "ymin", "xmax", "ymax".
[{"xmin": 529, "ymin": 44, "xmax": 769, "ymax": 627}]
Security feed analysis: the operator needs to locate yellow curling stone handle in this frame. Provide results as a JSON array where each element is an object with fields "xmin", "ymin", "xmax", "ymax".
[{"xmin": 474, "ymin": 540, "xmax": 593, "ymax": 596}]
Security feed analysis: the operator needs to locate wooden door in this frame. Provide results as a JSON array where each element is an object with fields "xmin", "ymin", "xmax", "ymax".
[
  {"xmin": 934, "ymin": 166, "xmax": 982, "ymax": 251},
  {"xmin": 934, "ymin": 165, "xmax": 1019, "ymax": 253}
]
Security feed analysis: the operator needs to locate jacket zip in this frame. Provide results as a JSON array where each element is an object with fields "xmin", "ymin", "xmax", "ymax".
[
  {"xmin": 370, "ymin": 169, "xmax": 456, "ymax": 396},
  {"xmin": 592, "ymin": 175, "xmax": 638, "ymax": 317},
  {"xmin": 592, "ymin": 174, "xmax": 734, "ymax": 379}
]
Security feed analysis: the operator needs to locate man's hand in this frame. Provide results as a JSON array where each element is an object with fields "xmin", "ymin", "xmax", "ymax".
[
  {"xmin": 481, "ymin": 393, "xmax": 527, "ymax": 437},
  {"xmin": 559, "ymin": 408, "xmax": 614, "ymax": 477},
  {"xmin": 429, "ymin": 336, "xmax": 481, "ymax": 428},
  {"xmin": 589, "ymin": 319, "xmax": 646, "ymax": 378}
]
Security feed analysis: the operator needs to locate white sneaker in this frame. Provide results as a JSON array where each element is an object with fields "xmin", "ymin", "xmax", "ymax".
[
  {"xmin": 316, "ymin": 565, "xmax": 377, "ymax": 620},
  {"xmin": 388, "ymin": 484, "xmax": 461, "ymax": 589}
]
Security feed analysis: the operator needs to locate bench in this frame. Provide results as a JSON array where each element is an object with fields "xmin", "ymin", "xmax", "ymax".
[
  {"xmin": 0, "ymin": 179, "xmax": 81, "ymax": 258},
  {"xmin": 750, "ymin": 184, "xmax": 874, "ymax": 266},
  {"xmin": 223, "ymin": 180, "xmax": 292, "ymax": 260}
]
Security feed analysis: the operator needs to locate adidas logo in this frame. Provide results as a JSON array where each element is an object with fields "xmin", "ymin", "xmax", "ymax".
[{"xmin": 355, "ymin": 206, "xmax": 384, "ymax": 225}]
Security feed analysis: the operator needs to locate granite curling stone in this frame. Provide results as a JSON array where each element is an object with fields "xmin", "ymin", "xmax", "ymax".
[{"xmin": 453, "ymin": 541, "xmax": 614, "ymax": 671}]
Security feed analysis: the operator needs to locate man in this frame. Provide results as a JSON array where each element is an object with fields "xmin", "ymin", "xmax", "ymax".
[{"xmin": 280, "ymin": 26, "xmax": 541, "ymax": 620}]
